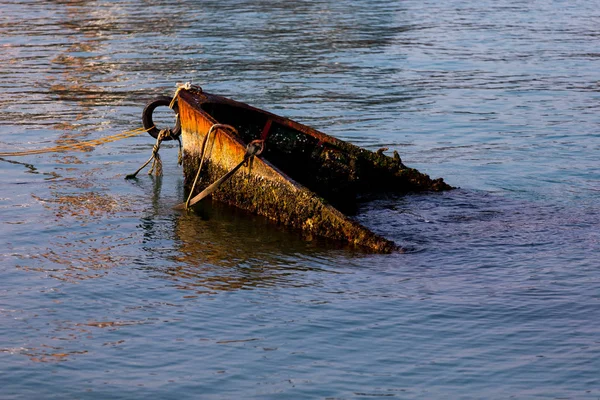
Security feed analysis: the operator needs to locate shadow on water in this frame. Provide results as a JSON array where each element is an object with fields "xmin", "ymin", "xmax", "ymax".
[{"xmin": 0, "ymin": 157, "xmax": 42, "ymax": 176}]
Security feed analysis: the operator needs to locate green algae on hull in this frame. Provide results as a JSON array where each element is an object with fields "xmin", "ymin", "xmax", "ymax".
[{"xmin": 182, "ymin": 153, "xmax": 399, "ymax": 253}]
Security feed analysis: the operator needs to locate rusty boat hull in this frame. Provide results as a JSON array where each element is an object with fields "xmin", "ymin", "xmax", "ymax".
[{"xmin": 176, "ymin": 87, "xmax": 451, "ymax": 253}]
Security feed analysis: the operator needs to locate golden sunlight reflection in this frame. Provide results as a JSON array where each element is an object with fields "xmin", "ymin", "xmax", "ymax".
[
  {"xmin": 160, "ymin": 202, "xmax": 340, "ymax": 294},
  {"xmin": 18, "ymin": 187, "xmax": 139, "ymax": 282}
]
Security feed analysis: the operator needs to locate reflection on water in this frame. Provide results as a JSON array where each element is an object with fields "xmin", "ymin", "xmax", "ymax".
[
  {"xmin": 1, "ymin": 346, "xmax": 89, "ymax": 364},
  {"xmin": 163, "ymin": 202, "xmax": 342, "ymax": 293},
  {"xmin": 12, "ymin": 170, "xmax": 339, "ymax": 290}
]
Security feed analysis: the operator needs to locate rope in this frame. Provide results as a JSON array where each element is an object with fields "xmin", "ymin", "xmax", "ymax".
[
  {"xmin": 184, "ymin": 124, "xmax": 238, "ymax": 208},
  {"xmin": 0, "ymin": 127, "xmax": 150, "ymax": 157},
  {"xmin": 169, "ymin": 82, "xmax": 192, "ymax": 109},
  {"xmin": 125, "ymin": 129, "xmax": 172, "ymax": 179},
  {"xmin": 174, "ymin": 139, "xmax": 264, "ymax": 210},
  {"xmin": 176, "ymin": 135, "xmax": 183, "ymax": 166}
]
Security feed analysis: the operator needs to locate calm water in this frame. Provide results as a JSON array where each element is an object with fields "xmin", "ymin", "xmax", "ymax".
[{"xmin": 1, "ymin": 0, "xmax": 599, "ymax": 398}]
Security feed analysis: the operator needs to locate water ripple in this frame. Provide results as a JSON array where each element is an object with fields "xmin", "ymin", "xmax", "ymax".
[{"xmin": 1, "ymin": 0, "xmax": 600, "ymax": 398}]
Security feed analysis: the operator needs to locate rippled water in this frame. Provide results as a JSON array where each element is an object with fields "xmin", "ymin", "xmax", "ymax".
[{"xmin": 1, "ymin": 1, "xmax": 599, "ymax": 398}]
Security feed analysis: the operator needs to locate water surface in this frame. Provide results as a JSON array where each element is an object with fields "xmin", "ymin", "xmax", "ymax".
[{"xmin": 1, "ymin": 1, "xmax": 599, "ymax": 398}]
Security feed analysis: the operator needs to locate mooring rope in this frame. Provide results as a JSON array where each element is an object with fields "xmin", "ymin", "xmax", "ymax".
[
  {"xmin": 183, "ymin": 123, "xmax": 238, "ymax": 208},
  {"xmin": 174, "ymin": 139, "xmax": 264, "ymax": 210},
  {"xmin": 125, "ymin": 128, "xmax": 176, "ymax": 179},
  {"xmin": 169, "ymin": 82, "xmax": 193, "ymax": 110},
  {"xmin": 0, "ymin": 127, "xmax": 150, "ymax": 157}
]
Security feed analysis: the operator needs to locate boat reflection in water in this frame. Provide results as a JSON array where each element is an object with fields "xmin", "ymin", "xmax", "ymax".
[{"xmin": 165, "ymin": 200, "xmax": 348, "ymax": 294}]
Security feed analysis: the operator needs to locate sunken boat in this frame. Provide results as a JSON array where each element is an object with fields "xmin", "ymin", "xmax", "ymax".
[{"xmin": 143, "ymin": 85, "xmax": 452, "ymax": 253}]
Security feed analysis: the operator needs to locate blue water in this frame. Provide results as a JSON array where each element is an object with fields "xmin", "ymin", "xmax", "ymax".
[{"xmin": 1, "ymin": 0, "xmax": 599, "ymax": 398}]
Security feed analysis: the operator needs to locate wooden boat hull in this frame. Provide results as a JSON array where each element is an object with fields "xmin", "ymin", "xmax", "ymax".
[{"xmin": 176, "ymin": 87, "xmax": 451, "ymax": 253}]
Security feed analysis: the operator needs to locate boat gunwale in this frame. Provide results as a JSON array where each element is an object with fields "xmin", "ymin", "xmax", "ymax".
[
  {"xmin": 179, "ymin": 90, "xmax": 346, "ymax": 149},
  {"xmin": 177, "ymin": 89, "xmax": 316, "ymax": 193}
]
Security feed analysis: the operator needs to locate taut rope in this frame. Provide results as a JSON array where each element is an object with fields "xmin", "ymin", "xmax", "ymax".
[{"xmin": 0, "ymin": 127, "xmax": 150, "ymax": 157}]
